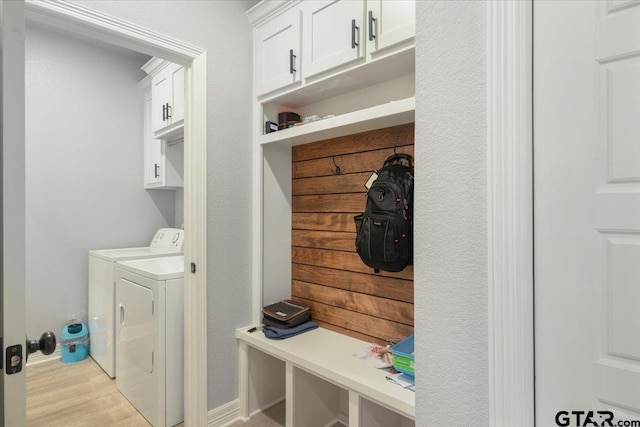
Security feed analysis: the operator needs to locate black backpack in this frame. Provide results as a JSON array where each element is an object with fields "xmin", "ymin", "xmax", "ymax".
[{"xmin": 354, "ymin": 153, "xmax": 414, "ymax": 273}]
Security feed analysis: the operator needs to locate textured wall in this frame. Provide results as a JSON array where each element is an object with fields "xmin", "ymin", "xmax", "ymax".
[
  {"xmin": 25, "ymin": 26, "xmax": 175, "ymax": 339},
  {"xmin": 414, "ymin": 1, "xmax": 489, "ymax": 425},
  {"xmin": 70, "ymin": 0, "xmax": 255, "ymax": 410}
]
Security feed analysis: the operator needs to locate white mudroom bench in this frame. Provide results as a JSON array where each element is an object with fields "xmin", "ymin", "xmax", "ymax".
[{"xmin": 236, "ymin": 326, "xmax": 415, "ymax": 427}]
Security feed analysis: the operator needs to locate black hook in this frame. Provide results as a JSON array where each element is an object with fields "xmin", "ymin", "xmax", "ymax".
[
  {"xmin": 331, "ymin": 155, "xmax": 342, "ymax": 175},
  {"xmin": 393, "ymin": 145, "xmax": 397, "ymax": 155}
]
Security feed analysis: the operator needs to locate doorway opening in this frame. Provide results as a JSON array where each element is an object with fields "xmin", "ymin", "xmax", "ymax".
[{"xmin": 22, "ymin": 1, "xmax": 207, "ymax": 424}]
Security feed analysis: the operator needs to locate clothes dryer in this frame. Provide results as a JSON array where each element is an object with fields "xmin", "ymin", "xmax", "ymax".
[
  {"xmin": 115, "ymin": 255, "xmax": 184, "ymax": 427},
  {"xmin": 88, "ymin": 228, "xmax": 184, "ymax": 378}
]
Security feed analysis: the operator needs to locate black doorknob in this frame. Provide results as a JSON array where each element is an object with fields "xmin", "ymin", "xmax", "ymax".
[{"xmin": 26, "ymin": 331, "xmax": 57, "ymax": 360}]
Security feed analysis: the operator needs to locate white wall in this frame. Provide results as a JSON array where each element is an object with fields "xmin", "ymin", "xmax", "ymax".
[
  {"xmin": 68, "ymin": 0, "xmax": 255, "ymax": 410},
  {"xmin": 25, "ymin": 26, "xmax": 176, "ymax": 338},
  {"xmin": 414, "ymin": 1, "xmax": 489, "ymax": 425}
]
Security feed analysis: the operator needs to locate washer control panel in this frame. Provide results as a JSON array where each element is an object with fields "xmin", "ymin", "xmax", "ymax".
[{"xmin": 150, "ymin": 228, "xmax": 184, "ymax": 251}]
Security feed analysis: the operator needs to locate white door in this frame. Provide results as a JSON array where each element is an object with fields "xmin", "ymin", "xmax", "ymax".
[
  {"xmin": 143, "ymin": 88, "xmax": 163, "ymax": 187},
  {"xmin": 302, "ymin": 0, "xmax": 365, "ymax": 79},
  {"xmin": 170, "ymin": 65, "xmax": 185, "ymax": 124},
  {"xmin": 151, "ymin": 70, "xmax": 172, "ymax": 133},
  {"xmin": 535, "ymin": 1, "xmax": 640, "ymax": 425},
  {"xmin": 0, "ymin": 0, "xmax": 27, "ymax": 425},
  {"xmin": 366, "ymin": 0, "xmax": 415, "ymax": 55},
  {"xmin": 116, "ymin": 278, "xmax": 157, "ymax": 425},
  {"xmin": 255, "ymin": 7, "xmax": 302, "ymax": 96}
]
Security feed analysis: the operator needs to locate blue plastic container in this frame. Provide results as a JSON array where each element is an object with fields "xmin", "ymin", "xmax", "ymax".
[
  {"xmin": 61, "ymin": 323, "xmax": 88, "ymax": 363},
  {"xmin": 390, "ymin": 334, "xmax": 415, "ymax": 377}
]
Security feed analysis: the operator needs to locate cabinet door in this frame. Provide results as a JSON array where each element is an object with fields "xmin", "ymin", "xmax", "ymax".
[
  {"xmin": 302, "ymin": 0, "xmax": 365, "ymax": 79},
  {"xmin": 144, "ymin": 90, "xmax": 163, "ymax": 187},
  {"xmin": 256, "ymin": 7, "xmax": 302, "ymax": 96},
  {"xmin": 367, "ymin": 0, "xmax": 415, "ymax": 54},
  {"xmin": 169, "ymin": 65, "xmax": 184, "ymax": 124},
  {"xmin": 151, "ymin": 71, "xmax": 172, "ymax": 133}
]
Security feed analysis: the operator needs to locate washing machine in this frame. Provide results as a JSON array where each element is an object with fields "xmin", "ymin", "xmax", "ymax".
[
  {"xmin": 115, "ymin": 255, "xmax": 184, "ymax": 427},
  {"xmin": 88, "ymin": 228, "xmax": 184, "ymax": 378}
]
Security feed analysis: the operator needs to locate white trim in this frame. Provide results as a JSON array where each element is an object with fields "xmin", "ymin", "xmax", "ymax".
[
  {"xmin": 25, "ymin": 349, "xmax": 61, "ymax": 367},
  {"xmin": 246, "ymin": 0, "xmax": 301, "ymax": 27},
  {"xmin": 24, "ymin": 0, "xmax": 200, "ymax": 64},
  {"xmin": 23, "ymin": 1, "xmax": 208, "ymax": 425},
  {"xmin": 207, "ymin": 399, "xmax": 240, "ymax": 427},
  {"xmin": 487, "ymin": 1, "xmax": 534, "ymax": 426},
  {"xmin": 2, "ymin": 1, "xmax": 27, "ymax": 423},
  {"xmin": 184, "ymin": 52, "xmax": 209, "ymax": 426},
  {"xmin": 251, "ymin": 24, "xmax": 263, "ymax": 326}
]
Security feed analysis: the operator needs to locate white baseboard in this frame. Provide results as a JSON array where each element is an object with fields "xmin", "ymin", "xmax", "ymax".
[
  {"xmin": 25, "ymin": 348, "xmax": 61, "ymax": 366},
  {"xmin": 208, "ymin": 399, "xmax": 241, "ymax": 427}
]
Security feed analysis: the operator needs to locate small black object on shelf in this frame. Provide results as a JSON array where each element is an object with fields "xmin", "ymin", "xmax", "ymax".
[{"xmin": 277, "ymin": 111, "xmax": 301, "ymax": 130}]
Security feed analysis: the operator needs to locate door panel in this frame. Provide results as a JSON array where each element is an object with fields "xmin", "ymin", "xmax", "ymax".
[
  {"xmin": 117, "ymin": 278, "xmax": 154, "ymax": 373},
  {"xmin": 594, "ymin": 0, "xmax": 640, "ymax": 414},
  {"xmin": 144, "ymin": 89, "xmax": 162, "ymax": 187},
  {"xmin": 255, "ymin": 7, "xmax": 301, "ymax": 96},
  {"xmin": 151, "ymin": 73, "xmax": 171, "ymax": 133},
  {"xmin": 368, "ymin": 0, "xmax": 415, "ymax": 53},
  {"xmin": 171, "ymin": 65, "xmax": 184, "ymax": 123},
  {"xmin": 302, "ymin": 0, "xmax": 365, "ymax": 78},
  {"xmin": 535, "ymin": 0, "xmax": 640, "ymax": 422},
  {"xmin": 1, "ymin": 0, "xmax": 27, "ymax": 425}
]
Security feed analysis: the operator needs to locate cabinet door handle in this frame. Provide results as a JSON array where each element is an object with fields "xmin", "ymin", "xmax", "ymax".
[
  {"xmin": 119, "ymin": 304, "xmax": 125, "ymax": 325},
  {"xmin": 162, "ymin": 104, "xmax": 166, "ymax": 121},
  {"xmin": 166, "ymin": 103, "xmax": 172, "ymax": 119},
  {"xmin": 368, "ymin": 11, "xmax": 376, "ymax": 41},
  {"xmin": 154, "ymin": 163, "xmax": 160, "ymax": 178},
  {"xmin": 289, "ymin": 49, "xmax": 296, "ymax": 74},
  {"xmin": 351, "ymin": 19, "xmax": 359, "ymax": 49}
]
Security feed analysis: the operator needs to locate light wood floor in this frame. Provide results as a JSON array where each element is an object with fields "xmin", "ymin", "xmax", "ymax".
[{"xmin": 26, "ymin": 357, "xmax": 150, "ymax": 427}]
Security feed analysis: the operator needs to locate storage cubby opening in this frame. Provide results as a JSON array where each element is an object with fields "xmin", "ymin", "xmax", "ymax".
[
  {"xmin": 247, "ymin": 347, "xmax": 286, "ymax": 417},
  {"xmin": 360, "ymin": 397, "xmax": 416, "ymax": 427},
  {"xmin": 292, "ymin": 367, "xmax": 349, "ymax": 427}
]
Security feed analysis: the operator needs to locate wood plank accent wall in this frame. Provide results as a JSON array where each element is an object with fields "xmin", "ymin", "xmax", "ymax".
[{"xmin": 291, "ymin": 123, "xmax": 415, "ymax": 345}]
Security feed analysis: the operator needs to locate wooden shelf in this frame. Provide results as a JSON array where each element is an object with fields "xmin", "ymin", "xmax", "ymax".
[{"xmin": 259, "ymin": 97, "xmax": 415, "ymax": 147}]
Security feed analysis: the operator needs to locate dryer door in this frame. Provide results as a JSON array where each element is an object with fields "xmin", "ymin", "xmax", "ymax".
[
  {"xmin": 116, "ymin": 278, "xmax": 158, "ymax": 426},
  {"xmin": 118, "ymin": 279, "xmax": 154, "ymax": 373}
]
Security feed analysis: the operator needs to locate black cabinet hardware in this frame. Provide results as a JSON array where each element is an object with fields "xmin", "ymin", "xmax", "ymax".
[
  {"xmin": 352, "ymin": 19, "xmax": 359, "ymax": 49},
  {"xmin": 154, "ymin": 163, "xmax": 160, "ymax": 179},
  {"xmin": 290, "ymin": 49, "xmax": 296, "ymax": 74},
  {"xmin": 368, "ymin": 11, "xmax": 376, "ymax": 41}
]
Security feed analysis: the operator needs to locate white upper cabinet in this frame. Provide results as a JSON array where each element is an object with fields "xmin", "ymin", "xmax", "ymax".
[
  {"xmin": 143, "ymin": 59, "xmax": 184, "ymax": 141},
  {"xmin": 302, "ymin": 0, "xmax": 366, "ymax": 79},
  {"xmin": 256, "ymin": 7, "xmax": 302, "ymax": 96},
  {"xmin": 141, "ymin": 77, "xmax": 184, "ymax": 190},
  {"xmin": 366, "ymin": 0, "xmax": 415, "ymax": 54},
  {"xmin": 248, "ymin": 0, "xmax": 415, "ymax": 101}
]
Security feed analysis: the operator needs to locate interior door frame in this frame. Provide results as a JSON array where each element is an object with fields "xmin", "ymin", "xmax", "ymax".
[
  {"xmin": 1, "ymin": 0, "xmax": 27, "ymax": 424},
  {"xmin": 487, "ymin": 1, "xmax": 534, "ymax": 426},
  {"xmin": 23, "ymin": 1, "xmax": 208, "ymax": 425}
]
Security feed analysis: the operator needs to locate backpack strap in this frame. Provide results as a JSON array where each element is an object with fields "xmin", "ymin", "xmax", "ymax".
[{"xmin": 383, "ymin": 153, "xmax": 413, "ymax": 169}]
